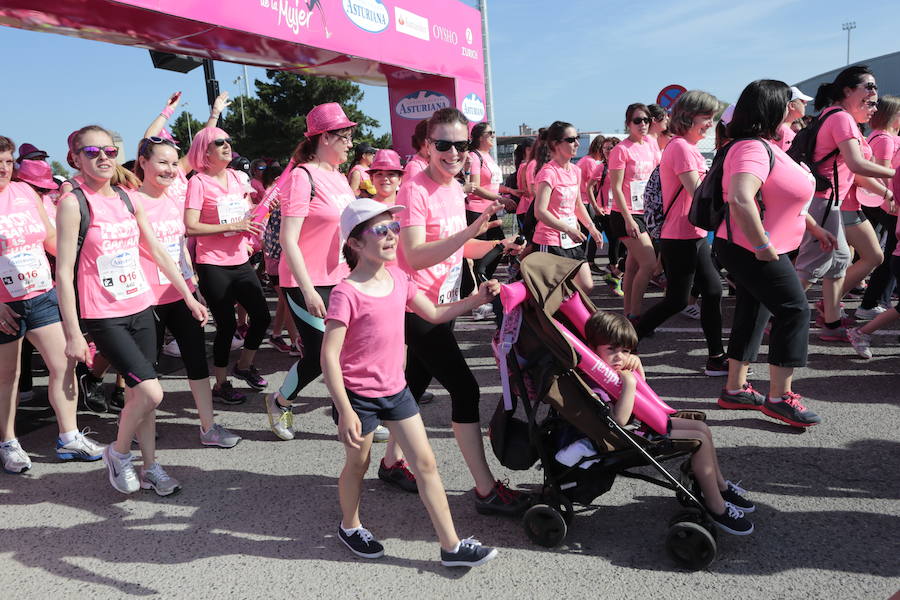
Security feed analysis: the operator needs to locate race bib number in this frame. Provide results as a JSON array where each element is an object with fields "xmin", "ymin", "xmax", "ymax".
[
  {"xmin": 157, "ymin": 240, "xmax": 194, "ymax": 285},
  {"xmin": 0, "ymin": 249, "xmax": 53, "ymax": 298},
  {"xmin": 489, "ymin": 162, "xmax": 503, "ymax": 185},
  {"xmin": 217, "ymin": 194, "xmax": 248, "ymax": 237},
  {"xmin": 97, "ymin": 248, "xmax": 149, "ymax": 301},
  {"xmin": 559, "ymin": 215, "xmax": 580, "ymax": 250},
  {"xmin": 437, "ymin": 263, "xmax": 462, "ymax": 305},
  {"xmin": 630, "ymin": 179, "xmax": 648, "ymax": 212}
]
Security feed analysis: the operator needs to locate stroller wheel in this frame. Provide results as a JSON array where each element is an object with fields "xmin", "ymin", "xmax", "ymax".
[
  {"xmin": 523, "ymin": 504, "xmax": 568, "ymax": 548},
  {"xmin": 665, "ymin": 521, "xmax": 717, "ymax": 571},
  {"xmin": 544, "ymin": 493, "xmax": 575, "ymax": 525}
]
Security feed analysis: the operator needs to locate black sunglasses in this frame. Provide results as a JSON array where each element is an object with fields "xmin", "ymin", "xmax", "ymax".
[
  {"xmin": 631, "ymin": 117, "xmax": 651, "ymax": 125},
  {"xmin": 213, "ymin": 137, "xmax": 233, "ymax": 147},
  {"xmin": 430, "ymin": 139, "xmax": 469, "ymax": 153},
  {"xmin": 860, "ymin": 82, "xmax": 878, "ymax": 92},
  {"xmin": 562, "ymin": 136, "xmax": 580, "ymax": 144}
]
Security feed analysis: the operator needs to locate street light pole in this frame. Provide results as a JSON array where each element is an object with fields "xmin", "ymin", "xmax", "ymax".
[
  {"xmin": 842, "ymin": 21, "xmax": 856, "ymax": 65},
  {"xmin": 479, "ymin": 0, "xmax": 497, "ymax": 161},
  {"xmin": 234, "ymin": 75, "xmax": 246, "ymax": 135},
  {"xmin": 183, "ymin": 102, "xmax": 193, "ymax": 144}
]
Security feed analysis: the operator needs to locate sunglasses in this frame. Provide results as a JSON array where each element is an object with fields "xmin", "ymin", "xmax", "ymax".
[
  {"xmin": 859, "ymin": 82, "xmax": 878, "ymax": 92},
  {"xmin": 139, "ymin": 136, "xmax": 179, "ymax": 155},
  {"xmin": 213, "ymin": 137, "xmax": 233, "ymax": 147},
  {"xmin": 78, "ymin": 145, "xmax": 119, "ymax": 160},
  {"xmin": 255, "ymin": 164, "xmax": 267, "ymax": 170},
  {"xmin": 484, "ymin": 131, "xmax": 496, "ymax": 137},
  {"xmin": 631, "ymin": 117, "xmax": 651, "ymax": 125},
  {"xmin": 364, "ymin": 221, "xmax": 401, "ymax": 237},
  {"xmin": 866, "ymin": 100, "xmax": 878, "ymax": 108},
  {"xmin": 562, "ymin": 136, "xmax": 580, "ymax": 144},
  {"xmin": 430, "ymin": 139, "xmax": 469, "ymax": 153}
]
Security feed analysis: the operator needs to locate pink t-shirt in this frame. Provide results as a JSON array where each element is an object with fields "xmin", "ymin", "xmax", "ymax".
[
  {"xmin": 404, "ymin": 154, "xmax": 428, "ymax": 179},
  {"xmin": 577, "ymin": 155, "xmax": 601, "ymax": 204},
  {"xmin": 590, "ymin": 162, "xmax": 613, "ymax": 211},
  {"xmin": 515, "ymin": 159, "xmax": 536, "ymax": 215},
  {"xmin": 775, "ymin": 124, "xmax": 797, "ymax": 152},
  {"xmin": 659, "ymin": 137, "xmax": 707, "ymax": 240},
  {"xmin": 279, "ymin": 164, "xmax": 355, "ymax": 288},
  {"xmin": 841, "ymin": 137, "xmax": 873, "ymax": 211},
  {"xmin": 0, "ymin": 182, "xmax": 54, "ymax": 302},
  {"xmin": 814, "ymin": 107, "xmax": 863, "ymax": 203},
  {"xmin": 325, "ymin": 266, "xmax": 418, "ymax": 397},
  {"xmin": 466, "ymin": 150, "xmax": 503, "ymax": 213},
  {"xmin": 184, "ymin": 170, "xmax": 252, "ymax": 266},
  {"xmin": 397, "ymin": 170, "xmax": 467, "ymax": 305},
  {"xmin": 139, "ymin": 189, "xmax": 195, "ymax": 306},
  {"xmin": 74, "ymin": 186, "xmax": 153, "ymax": 319},
  {"xmin": 715, "ymin": 139, "xmax": 816, "ymax": 254},
  {"xmin": 250, "ymin": 178, "xmax": 266, "ymax": 205},
  {"xmin": 349, "ymin": 164, "xmax": 371, "ymax": 193},
  {"xmin": 532, "ymin": 161, "xmax": 581, "ymax": 247},
  {"xmin": 607, "ymin": 138, "xmax": 658, "ymax": 214}
]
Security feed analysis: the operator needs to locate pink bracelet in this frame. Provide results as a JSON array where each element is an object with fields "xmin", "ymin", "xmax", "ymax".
[{"xmin": 161, "ymin": 106, "xmax": 175, "ymax": 119}]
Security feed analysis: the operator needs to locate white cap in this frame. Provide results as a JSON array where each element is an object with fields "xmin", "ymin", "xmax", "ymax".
[
  {"xmin": 790, "ymin": 86, "xmax": 813, "ymax": 102},
  {"xmin": 340, "ymin": 198, "xmax": 405, "ymax": 239},
  {"xmin": 720, "ymin": 104, "xmax": 735, "ymax": 126}
]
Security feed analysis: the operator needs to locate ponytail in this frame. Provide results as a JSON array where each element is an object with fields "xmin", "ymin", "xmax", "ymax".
[{"xmin": 814, "ymin": 65, "xmax": 874, "ymax": 111}]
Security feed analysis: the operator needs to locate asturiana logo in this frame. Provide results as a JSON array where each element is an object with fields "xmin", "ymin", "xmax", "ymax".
[
  {"xmin": 343, "ymin": 0, "xmax": 389, "ymax": 33},
  {"xmin": 461, "ymin": 93, "xmax": 485, "ymax": 122},
  {"xmin": 395, "ymin": 91, "xmax": 452, "ymax": 120}
]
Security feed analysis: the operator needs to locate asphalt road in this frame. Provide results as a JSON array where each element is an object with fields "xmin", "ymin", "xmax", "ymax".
[{"xmin": 1, "ymin": 274, "xmax": 898, "ymax": 599}]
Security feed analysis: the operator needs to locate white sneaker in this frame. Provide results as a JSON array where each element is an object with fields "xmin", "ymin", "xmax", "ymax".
[
  {"xmin": 471, "ymin": 303, "xmax": 495, "ymax": 321},
  {"xmin": 140, "ymin": 463, "xmax": 182, "ymax": 496},
  {"xmin": 848, "ymin": 327, "xmax": 873, "ymax": 359},
  {"xmin": 230, "ymin": 335, "xmax": 244, "ymax": 351},
  {"xmin": 161, "ymin": 339, "xmax": 181, "ymax": 357},
  {"xmin": 855, "ymin": 305, "xmax": 887, "ymax": 321},
  {"xmin": 264, "ymin": 393, "xmax": 294, "ymax": 441},
  {"xmin": 0, "ymin": 439, "xmax": 32, "ymax": 473},
  {"xmin": 56, "ymin": 429, "xmax": 105, "ymax": 461},
  {"xmin": 372, "ymin": 425, "xmax": 389, "ymax": 443},
  {"xmin": 102, "ymin": 446, "xmax": 140, "ymax": 494},
  {"xmin": 680, "ymin": 303, "xmax": 701, "ymax": 320}
]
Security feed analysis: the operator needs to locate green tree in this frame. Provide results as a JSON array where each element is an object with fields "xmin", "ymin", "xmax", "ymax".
[
  {"xmin": 170, "ymin": 112, "xmax": 204, "ymax": 148},
  {"xmin": 50, "ymin": 160, "xmax": 70, "ymax": 179}
]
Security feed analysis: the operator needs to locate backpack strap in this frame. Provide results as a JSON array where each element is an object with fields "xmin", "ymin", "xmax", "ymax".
[{"xmin": 295, "ymin": 165, "xmax": 316, "ymax": 200}]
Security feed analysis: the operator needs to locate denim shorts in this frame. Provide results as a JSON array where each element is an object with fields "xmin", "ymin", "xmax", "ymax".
[
  {"xmin": 0, "ymin": 288, "xmax": 61, "ymax": 344},
  {"xmin": 332, "ymin": 386, "xmax": 420, "ymax": 436}
]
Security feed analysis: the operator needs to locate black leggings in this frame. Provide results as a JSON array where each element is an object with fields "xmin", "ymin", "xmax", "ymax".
[
  {"xmin": 83, "ymin": 308, "xmax": 157, "ymax": 388},
  {"xmin": 405, "ymin": 313, "xmax": 480, "ymax": 424},
  {"xmin": 860, "ymin": 210, "xmax": 897, "ymax": 310},
  {"xmin": 713, "ymin": 239, "xmax": 809, "ymax": 367},
  {"xmin": 595, "ymin": 212, "xmax": 622, "ymax": 268},
  {"xmin": 279, "ymin": 286, "xmax": 332, "ymax": 401},
  {"xmin": 154, "ymin": 297, "xmax": 209, "ymax": 380},
  {"xmin": 196, "ymin": 262, "xmax": 271, "ymax": 368},
  {"xmin": 461, "ymin": 209, "xmax": 505, "ymax": 297},
  {"xmin": 637, "ymin": 238, "xmax": 724, "ymax": 356}
]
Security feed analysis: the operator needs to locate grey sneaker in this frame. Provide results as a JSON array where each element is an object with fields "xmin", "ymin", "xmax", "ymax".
[
  {"xmin": 848, "ymin": 327, "xmax": 873, "ymax": 359},
  {"xmin": 200, "ymin": 424, "xmax": 242, "ymax": 448},
  {"xmin": 717, "ymin": 383, "xmax": 764, "ymax": 411},
  {"xmin": 102, "ymin": 446, "xmax": 140, "ymax": 494},
  {"xmin": 440, "ymin": 537, "xmax": 499, "ymax": 567},
  {"xmin": 265, "ymin": 393, "xmax": 294, "ymax": 441},
  {"xmin": 140, "ymin": 463, "xmax": 182, "ymax": 496},
  {"xmin": 56, "ymin": 429, "xmax": 105, "ymax": 461},
  {"xmin": 372, "ymin": 424, "xmax": 389, "ymax": 443},
  {"xmin": 1, "ymin": 439, "xmax": 32, "ymax": 474}
]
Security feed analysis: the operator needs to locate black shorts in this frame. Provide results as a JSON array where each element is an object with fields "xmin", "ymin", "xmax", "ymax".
[
  {"xmin": 606, "ymin": 211, "xmax": 647, "ymax": 240},
  {"xmin": 536, "ymin": 244, "xmax": 586, "ymax": 261},
  {"xmin": 331, "ymin": 386, "xmax": 420, "ymax": 435},
  {"xmin": 83, "ymin": 307, "xmax": 157, "ymax": 388}
]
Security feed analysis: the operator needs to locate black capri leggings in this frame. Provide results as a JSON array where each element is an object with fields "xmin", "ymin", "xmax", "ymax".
[
  {"xmin": 637, "ymin": 238, "xmax": 724, "ymax": 356},
  {"xmin": 154, "ymin": 297, "xmax": 209, "ymax": 380},
  {"xmin": 860, "ymin": 209, "xmax": 897, "ymax": 310},
  {"xmin": 83, "ymin": 308, "xmax": 157, "ymax": 388},
  {"xmin": 713, "ymin": 239, "xmax": 809, "ymax": 367},
  {"xmin": 405, "ymin": 313, "xmax": 481, "ymax": 424},
  {"xmin": 279, "ymin": 285, "xmax": 332, "ymax": 401},
  {"xmin": 196, "ymin": 262, "xmax": 271, "ymax": 368},
  {"xmin": 461, "ymin": 209, "xmax": 505, "ymax": 298}
]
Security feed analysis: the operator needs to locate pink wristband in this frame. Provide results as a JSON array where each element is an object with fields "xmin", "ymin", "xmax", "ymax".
[{"xmin": 161, "ymin": 106, "xmax": 175, "ymax": 119}]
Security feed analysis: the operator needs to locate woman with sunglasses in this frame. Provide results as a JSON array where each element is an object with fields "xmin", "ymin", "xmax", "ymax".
[
  {"xmin": 633, "ymin": 91, "xmax": 728, "ymax": 376},
  {"xmin": 135, "ymin": 137, "xmax": 242, "ymax": 449},
  {"xmin": 184, "ymin": 128, "xmax": 271, "ymax": 403},
  {"xmin": 263, "ymin": 103, "xmax": 358, "ymax": 441},
  {"xmin": 793, "ymin": 66, "xmax": 894, "ymax": 343},
  {"xmin": 591, "ymin": 137, "xmax": 624, "ymax": 291},
  {"xmin": 0, "ymin": 136, "xmax": 106, "ymax": 475},
  {"xmin": 532, "ymin": 121, "xmax": 601, "ymax": 292},
  {"xmin": 578, "ymin": 136, "xmax": 605, "ymax": 269},
  {"xmin": 607, "ymin": 104, "xmax": 661, "ymax": 322},
  {"xmin": 55, "ymin": 125, "xmax": 208, "ymax": 494},
  {"xmin": 399, "ymin": 107, "xmax": 530, "ymax": 517}
]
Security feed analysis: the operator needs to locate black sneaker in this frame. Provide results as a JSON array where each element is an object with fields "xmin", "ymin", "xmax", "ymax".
[
  {"xmin": 78, "ymin": 371, "xmax": 107, "ymax": 413},
  {"xmin": 474, "ymin": 480, "xmax": 531, "ymax": 517},
  {"xmin": 378, "ymin": 458, "xmax": 418, "ymax": 493},
  {"xmin": 717, "ymin": 383, "xmax": 764, "ymax": 411},
  {"xmin": 417, "ymin": 391, "xmax": 435, "ymax": 405},
  {"xmin": 212, "ymin": 381, "xmax": 247, "ymax": 405},
  {"xmin": 108, "ymin": 386, "xmax": 125, "ymax": 413},
  {"xmin": 338, "ymin": 525, "xmax": 384, "ymax": 559},
  {"xmin": 720, "ymin": 480, "xmax": 755, "ymax": 513},
  {"xmin": 710, "ymin": 501, "xmax": 754, "ymax": 535},
  {"xmin": 440, "ymin": 537, "xmax": 498, "ymax": 567},
  {"xmin": 703, "ymin": 354, "xmax": 729, "ymax": 377},
  {"xmin": 761, "ymin": 392, "xmax": 821, "ymax": 427},
  {"xmin": 232, "ymin": 365, "xmax": 267, "ymax": 390}
]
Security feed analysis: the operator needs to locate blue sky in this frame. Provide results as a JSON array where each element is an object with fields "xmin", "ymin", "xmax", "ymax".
[{"xmin": 0, "ymin": 0, "xmax": 896, "ymax": 167}]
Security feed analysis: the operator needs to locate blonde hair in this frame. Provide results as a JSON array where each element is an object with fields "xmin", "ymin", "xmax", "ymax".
[
  {"xmin": 871, "ymin": 95, "xmax": 900, "ymax": 131},
  {"xmin": 70, "ymin": 125, "xmax": 140, "ymax": 189}
]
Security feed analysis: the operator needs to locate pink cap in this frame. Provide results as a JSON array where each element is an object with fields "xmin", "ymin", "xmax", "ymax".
[
  {"xmin": 367, "ymin": 149, "xmax": 404, "ymax": 174},
  {"xmin": 305, "ymin": 103, "xmax": 357, "ymax": 138},
  {"xmin": 16, "ymin": 159, "xmax": 58, "ymax": 190}
]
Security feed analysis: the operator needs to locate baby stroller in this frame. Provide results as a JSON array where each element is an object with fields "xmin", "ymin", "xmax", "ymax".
[{"xmin": 490, "ymin": 253, "xmax": 720, "ymax": 570}]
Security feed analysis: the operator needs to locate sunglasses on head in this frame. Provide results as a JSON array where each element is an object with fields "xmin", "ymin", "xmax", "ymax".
[
  {"xmin": 430, "ymin": 139, "xmax": 469, "ymax": 153},
  {"xmin": 364, "ymin": 221, "xmax": 401, "ymax": 237},
  {"xmin": 139, "ymin": 136, "xmax": 179, "ymax": 155},
  {"xmin": 213, "ymin": 137, "xmax": 233, "ymax": 147},
  {"xmin": 562, "ymin": 136, "xmax": 579, "ymax": 144},
  {"xmin": 78, "ymin": 146, "xmax": 119, "ymax": 160},
  {"xmin": 631, "ymin": 117, "xmax": 651, "ymax": 125}
]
